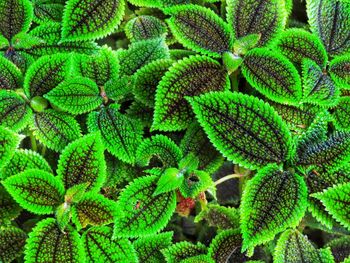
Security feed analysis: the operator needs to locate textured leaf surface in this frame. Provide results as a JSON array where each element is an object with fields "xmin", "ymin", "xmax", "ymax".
[
  {"xmin": 226, "ymin": 0, "xmax": 286, "ymax": 46},
  {"xmin": 162, "ymin": 241, "xmax": 207, "ymax": 263},
  {"xmin": 114, "ymin": 175, "xmax": 176, "ymax": 237},
  {"xmin": 242, "ymin": 48, "xmax": 302, "ymax": 105},
  {"xmin": 45, "ymin": 77, "xmax": 102, "ymax": 115},
  {"xmin": 154, "ymin": 168, "xmax": 184, "ymax": 196},
  {"xmin": 329, "ymin": 54, "xmax": 350, "ymax": 89},
  {"xmin": 307, "ymin": 0, "xmax": 350, "ymax": 56},
  {"xmin": 164, "ymin": 5, "xmax": 232, "ymax": 57},
  {"xmin": 241, "ymin": 165, "xmax": 307, "ymax": 252},
  {"xmin": 153, "ymin": 55, "xmax": 229, "ymax": 131},
  {"xmin": 32, "ymin": 0, "xmax": 64, "ymax": 24},
  {"xmin": 25, "ymin": 218, "xmax": 84, "ymax": 263},
  {"xmin": 0, "ymin": 226, "xmax": 27, "ymax": 263},
  {"xmin": 326, "ymin": 236, "xmax": 350, "ymax": 263},
  {"xmin": 82, "ymin": 226, "xmax": 137, "ymax": 263},
  {"xmin": 180, "ymin": 170, "xmax": 214, "ymax": 198},
  {"xmin": 88, "ymin": 106, "xmax": 143, "ymax": 164},
  {"xmin": 0, "ymin": 127, "xmax": 20, "ymax": 169},
  {"xmin": 189, "ymin": 91, "xmax": 292, "ymax": 169},
  {"xmin": 0, "ymin": 186, "xmax": 21, "ymax": 224},
  {"xmin": 332, "ymin": 97, "xmax": 350, "ymax": 131},
  {"xmin": 62, "ymin": 0, "xmax": 125, "ymax": 41},
  {"xmin": 3, "ymin": 169, "xmax": 64, "ymax": 214},
  {"xmin": 0, "ymin": 56, "xmax": 23, "ymax": 90},
  {"xmin": 57, "ymin": 133, "xmax": 106, "ymax": 192},
  {"xmin": 32, "ymin": 109, "xmax": 81, "ymax": 152}
]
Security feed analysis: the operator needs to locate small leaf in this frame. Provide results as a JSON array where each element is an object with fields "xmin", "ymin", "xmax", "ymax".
[
  {"xmin": 162, "ymin": 241, "xmax": 207, "ymax": 263},
  {"xmin": 233, "ymin": 34, "xmax": 261, "ymax": 56},
  {"xmin": 242, "ymin": 47, "xmax": 302, "ymax": 105},
  {"xmin": 114, "ymin": 175, "xmax": 176, "ymax": 237},
  {"xmin": 306, "ymin": 0, "xmax": 350, "ymax": 56},
  {"xmin": 0, "ymin": 127, "xmax": 20, "ymax": 169},
  {"xmin": 180, "ymin": 255, "xmax": 215, "ymax": 263},
  {"xmin": 45, "ymin": 77, "xmax": 103, "ymax": 115},
  {"xmin": 164, "ymin": 5, "xmax": 233, "ymax": 57},
  {"xmin": 0, "ymin": 56, "xmax": 23, "ymax": 90},
  {"xmin": 55, "ymin": 202, "xmax": 72, "ymax": 231},
  {"xmin": 62, "ymin": 0, "xmax": 125, "ymax": 41},
  {"xmin": 57, "ymin": 133, "xmax": 106, "ymax": 192},
  {"xmin": 154, "ymin": 167, "xmax": 184, "ymax": 196},
  {"xmin": 133, "ymin": 232, "xmax": 173, "ymax": 263},
  {"xmin": 0, "ymin": 186, "xmax": 22, "ymax": 224},
  {"xmin": 153, "ymin": 55, "xmax": 230, "ymax": 131},
  {"xmin": 87, "ymin": 106, "xmax": 143, "ymax": 164},
  {"xmin": 24, "ymin": 218, "xmax": 85, "ymax": 263},
  {"xmin": 326, "ymin": 236, "xmax": 350, "ymax": 263},
  {"xmin": 226, "ymin": 0, "xmax": 286, "ymax": 47},
  {"xmin": 3, "ymin": 169, "xmax": 65, "ymax": 214},
  {"xmin": 71, "ymin": 193, "xmax": 116, "ymax": 230},
  {"xmin": 241, "ymin": 165, "xmax": 307, "ymax": 253},
  {"xmin": 329, "ymin": 54, "xmax": 350, "ymax": 89},
  {"xmin": 180, "ymin": 170, "xmax": 214, "ymax": 198},
  {"xmin": 0, "ymin": 226, "xmax": 27, "ymax": 263},
  {"xmin": 65, "ymin": 183, "xmax": 90, "ymax": 204},
  {"xmin": 188, "ymin": 91, "xmax": 293, "ymax": 170},
  {"xmin": 82, "ymin": 226, "xmax": 137, "ymax": 263},
  {"xmin": 32, "ymin": 109, "xmax": 81, "ymax": 152},
  {"xmin": 332, "ymin": 97, "xmax": 350, "ymax": 131},
  {"xmin": 32, "ymin": 0, "xmax": 64, "ymax": 24}
]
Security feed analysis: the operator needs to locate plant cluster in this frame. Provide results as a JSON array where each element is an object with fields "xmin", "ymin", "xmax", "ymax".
[{"xmin": 0, "ymin": 0, "xmax": 350, "ymax": 262}]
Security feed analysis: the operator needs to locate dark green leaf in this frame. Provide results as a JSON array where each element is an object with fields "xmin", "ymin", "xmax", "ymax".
[
  {"xmin": 0, "ymin": 127, "xmax": 20, "ymax": 169},
  {"xmin": 326, "ymin": 236, "xmax": 350, "ymax": 263},
  {"xmin": 32, "ymin": 0, "xmax": 64, "ymax": 24},
  {"xmin": 0, "ymin": 56, "xmax": 23, "ymax": 90},
  {"xmin": 332, "ymin": 97, "xmax": 350, "ymax": 131},
  {"xmin": 0, "ymin": 186, "xmax": 21, "ymax": 224},
  {"xmin": 0, "ymin": 226, "xmax": 27, "ymax": 263},
  {"xmin": 329, "ymin": 54, "xmax": 350, "ymax": 89}
]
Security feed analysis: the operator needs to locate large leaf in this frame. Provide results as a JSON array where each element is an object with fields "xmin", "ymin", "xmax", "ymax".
[
  {"xmin": 0, "ymin": 0, "xmax": 33, "ymax": 42},
  {"xmin": 241, "ymin": 165, "xmax": 307, "ymax": 253},
  {"xmin": 332, "ymin": 97, "xmax": 350, "ymax": 131},
  {"xmin": 32, "ymin": 109, "xmax": 81, "ymax": 152},
  {"xmin": 57, "ymin": 133, "xmax": 106, "ymax": 192},
  {"xmin": 45, "ymin": 77, "xmax": 103, "ymax": 115},
  {"xmin": 326, "ymin": 236, "xmax": 350, "ymax": 263},
  {"xmin": 188, "ymin": 91, "xmax": 293, "ymax": 170},
  {"xmin": 0, "ymin": 56, "xmax": 23, "ymax": 90},
  {"xmin": 24, "ymin": 218, "xmax": 84, "ymax": 263},
  {"xmin": 0, "ymin": 226, "xmax": 27, "ymax": 263},
  {"xmin": 0, "ymin": 127, "xmax": 20, "ymax": 169},
  {"xmin": 329, "ymin": 54, "xmax": 350, "ymax": 89},
  {"xmin": 153, "ymin": 55, "xmax": 230, "ymax": 131},
  {"xmin": 242, "ymin": 47, "xmax": 302, "ymax": 105},
  {"xmin": 32, "ymin": 0, "xmax": 64, "ymax": 24},
  {"xmin": 87, "ymin": 105, "xmax": 143, "ymax": 164},
  {"xmin": 306, "ymin": 0, "xmax": 350, "ymax": 56},
  {"xmin": 114, "ymin": 175, "xmax": 176, "ymax": 237},
  {"xmin": 226, "ymin": 0, "xmax": 286, "ymax": 47},
  {"xmin": 62, "ymin": 0, "xmax": 125, "ymax": 41},
  {"xmin": 162, "ymin": 241, "xmax": 207, "ymax": 263},
  {"xmin": 3, "ymin": 169, "xmax": 65, "ymax": 214},
  {"xmin": 82, "ymin": 226, "xmax": 137, "ymax": 263}
]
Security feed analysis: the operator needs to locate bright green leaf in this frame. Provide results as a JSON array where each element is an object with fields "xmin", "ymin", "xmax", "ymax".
[
  {"xmin": 329, "ymin": 54, "xmax": 350, "ymax": 89},
  {"xmin": 32, "ymin": 0, "xmax": 64, "ymax": 24},
  {"xmin": 332, "ymin": 97, "xmax": 350, "ymax": 131},
  {"xmin": 180, "ymin": 170, "xmax": 214, "ymax": 198},
  {"xmin": 0, "ymin": 56, "xmax": 23, "ymax": 90},
  {"xmin": 0, "ymin": 127, "xmax": 20, "ymax": 169},
  {"xmin": 0, "ymin": 186, "xmax": 21, "ymax": 224},
  {"xmin": 162, "ymin": 241, "xmax": 207, "ymax": 263},
  {"xmin": 154, "ymin": 167, "xmax": 184, "ymax": 196},
  {"xmin": 326, "ymin": 236, "xmax": 350, "ymax": 263}
]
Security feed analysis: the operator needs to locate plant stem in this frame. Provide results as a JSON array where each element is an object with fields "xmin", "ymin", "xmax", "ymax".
[
  {"xmin": 214, "ymin": 173, "xmax": 241, "ymax": 186},
  {"xmin": 30, "ymin": 133, "xmax": 37, "ymax": 152}
]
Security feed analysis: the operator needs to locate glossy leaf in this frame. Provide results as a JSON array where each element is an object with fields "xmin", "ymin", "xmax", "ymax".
[
  {"xmin": 164, "ymin": 5, "xmax": 233, "ymax": 57},
  {"xmin": 162, "ymin": 241, "xmax": 207, "ymax": 263},
  {"xmin": 154, "ymin": 168, "xmax": 184, "ymax": 196},
  {"xmin": 0, "ymin": 56, "xmax": 23, "ymax": 90},
  {"xmin": 114, "ymin": 175, "xmax": 176, "ymax": 237},
  {"xmin": 226, "ymin": 0, "xmax": 287, "ymax": 46},
  {"xmin": 82, "ymin": 226, "xmax": 137, "ymax": 263},
  {"xmin": 332, "ymin": 97, "xmax": 350, "ymax": 131},
  {"xmin": 24, "ymin": 218, "xmax": 84, "ymax": 263},
  {"xmin": 62, "ymin": 0, "xmax": 125, "ymax": 41},
  {"xmin": 329, "ymin": 54, "xmax": 350, "ymax": 89},
  {"xmin": 3, "ymin": 169, "xmax": 65, "ymax": 214},
  {"xmin": 188, "ymin": 91, "xmax": 293, "ymax": 170},
  {"xmin": 0, "ymin": 186, "xmax": 22, "ymax": 224},
  {"xmin": 32, "ymin": 0, "xmax": 64, "ymax": 24},
  {"xmin": 242, "ymin": 47, "xmax": 302, "ymax": 105},
  {"xmin": 57, "ymin": 133, "xmax": 106, "ymax": 192},
  {"xmin": 153, "ymin": 55, "xmax": 230, "ymax": 131},
  {"xmin": 88, "ymin": 105, "xmax": 143, "ymax": 164},
  {"xmin": 45, "ymin": 77, "xmax": 103, "ymax": 115},
  {"xmin": 0, "ymin": 127, "xmax": 20, "ymax": 169},
  {"xmin": 0, "ymin": 226, "xmax": 27, "ymax": 263},
  {"xmin": 241, "ymin": 165, "xmax": 308, "ymax": 253},
  {"xmin": 32, "ymin": 109, "xmax": 81, "ymax": 152},
  {"xmin": 326, "ymin": 236, "xmax": 350, "ymax": 263}
]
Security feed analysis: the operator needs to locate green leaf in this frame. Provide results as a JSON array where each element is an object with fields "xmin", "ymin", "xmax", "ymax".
[
  {"xmin": 0, "ymin": 186, "xmax": 21, "ymax": 224},
  {"xmin": 71, "ymin": 193, "xmax": 116, "ymax": 230},
  {"xmin": 164, "ymin": 5, "xmax": 233, "ymax": 57},
  {"xmin": 82, "ymin": 226, "xmax": 137, "ymax": 263},
  {"xmin": 105, "ymin": 76, "xmax": 134, "ymax": 102},
  {"xmin": 24, "ymin": 53, "xmax": 71, "ymax": 98},
  {"xmin": 24, "ymin": 218, "xmax": 85, "ymax": 263},
  {"xmin": 241, "ymin": 165, "xmax": 308, "ymax": 253},
  {"xmin": 273, "ymin": 28, "xmax": 328, "ymax": 68},
  {"xmin": 0, "ymin": 226, "xmax": 27, "ymax": 263},
  {"xmin": 0, "ymin": 90, "xmax": 32, "ymax": 132},
  {"xmin": 117, "ymin": 37, "xmax": 170, "ymax": 76},
  {"xmin": 55, "ymin": 202, "xmax": 72, "ymax": 231},
  {"xmin": 312, "ymin": 183, "xmax": 350, "ymax": 231},
  {"xmin": 114, "ymin": 175, "xmax": 176, "ymax": 237},
  {"xmin": 306, "ymin": 0, "xmax": 350, "ymax": 56},
  {"xmin": 126, "ymin": 0, "xmax": 160, "ymax": 7},
  {"xmin": 162, "ymin": 241, "xmax": 207, "ymax": 263},
  {"xmin": 44, "ymin": 77, "xmax": 103, "ymax": 115},
  {"xmin": 62, "ymin": 0, "xmax": 125, "ymax": 41},
  {"xmin": 180, "ymin": 255, "xmax": 215, "ymax": 263},
  {"xmin": 0, "ymin": 56, "xmax": 23, "ymax": 90},
  {"xmin": 153, "ymin": 55, "xmax": 230, "ymax": 131},
  {"xmin": 136, "ymin": 135, "xmax": 183, "ymax": 168},
  {"xmin": 326, "ymin": 236, "xmax": 350, "ymax": 263},
  {"xmin": 32, "ymin": 0, "xmax": 64, "ymax": 24},
  {"xmin": 169, "ymin": 49, "xmax": 196, "ymax": 60},
  {"xmin": 0, "ymin": 149, "xmax": 52, "ymax": 180},
  {"xmin": 0, "ymin": 127, "xmax": 20, "ymax": 169},
  {"xmin": 125, "ymin": 15, "xmax": 167, "ymax": 42},
  {"xmin": 3, "ymin": 169, "xmax": 65, "ymax": 214},
  {"xmin": 233, "ymin": 34, "xmax": 261, "ymax": 56},
  {"xmin": 65, "ymin": 183, "xmax": 89, "ymax": 204},
  {"xmin": 332, "ymin": 97, "xmax": 350, "ymax": 131},
  {"xmin": 242, "ymin": 47, "xmax": 302, "ymax": 105},
  {"xmin": 274, "ymin": 229, "xmax": 335, "ymax": 263},
  {"xmin": 0, "ymin": 0, "xmax": 33, "ymax": 42},
  {"xmin": 226, "ymin": 0, "xmax": 287, "ymax": 47},
  {"xmin": 133, "ymin": 232, "xmax": 173, "ymax": 263},
  {"xmin": 32, "ymin": 109, "xmax": 81, "ymax": 152},
  {"xmin": 154, "ymin": 167, "xmax": 184, "ymax": 196},
  {"xmin": 329, "ymin": 54, "xmax": 350, "ymax": 89},
  {"xmin": 12, "ymin": 32, "xmax": 44, "ymax": 49},
  {"xmin": 57, "ymin": 133, "xmax": 106, "ymax": 192},
  {"xmin": 301, "ymin": 58, "xmax": 340, "ymax": 107},
  {"xmin": 87, "ymin": 106, "xmax": 143, "ymax": 164},
  {"xmin": 188, "ymin": 91, "xmax": 293, "ymax": 170},
  {"xmin": 133, "ymin": 58, "xmax": 173, "ymax": 107},
  {"xmin": 180, "ymin": 170, "xmax": 214, "ymax": 198},
  {"xmin": 5, "ymin": 50, "xmax": 35, "ymax": 72}
]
